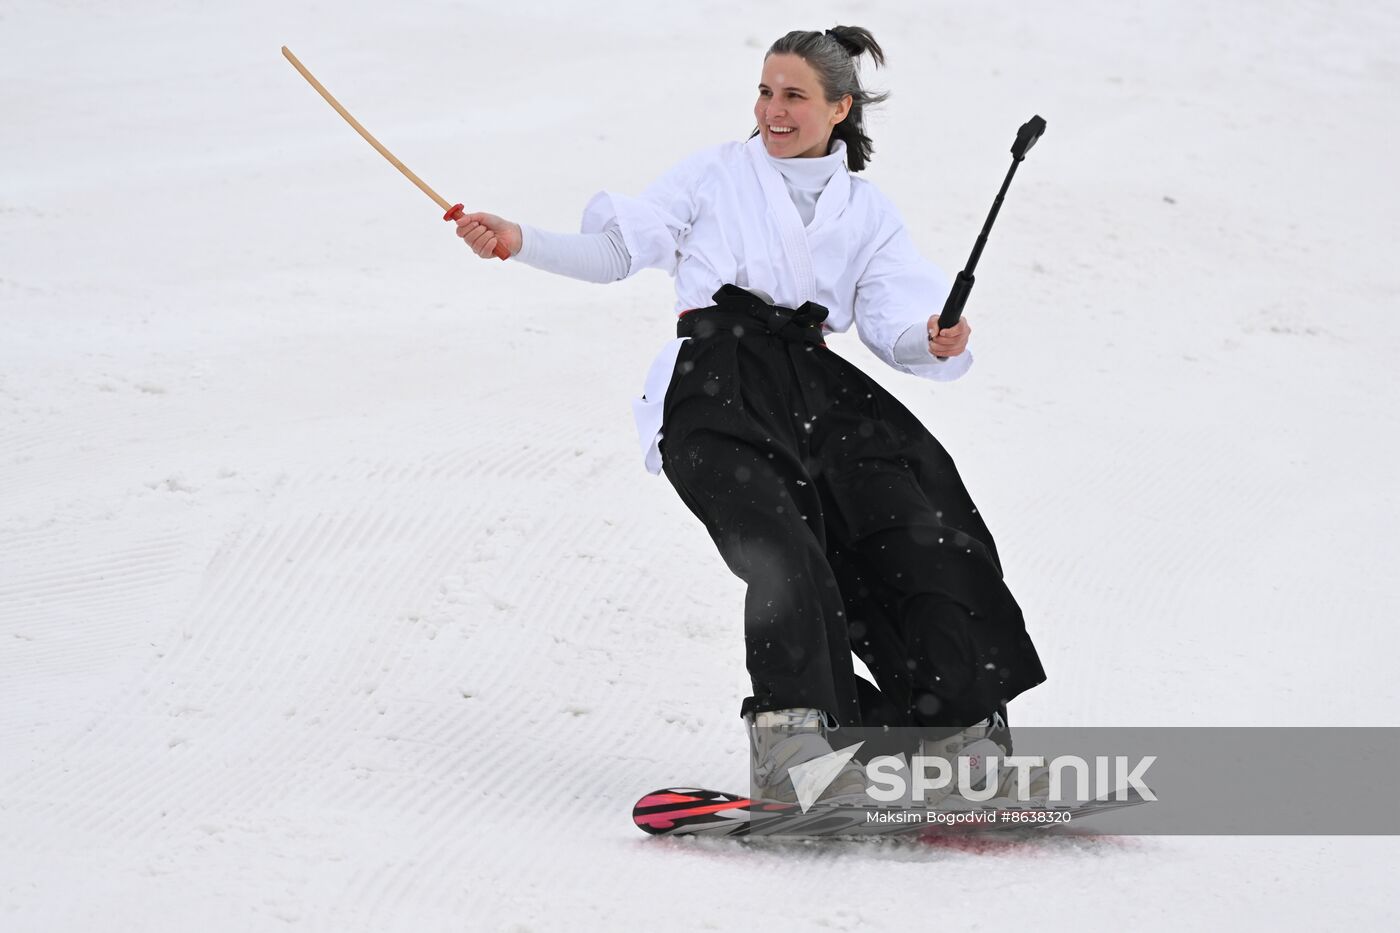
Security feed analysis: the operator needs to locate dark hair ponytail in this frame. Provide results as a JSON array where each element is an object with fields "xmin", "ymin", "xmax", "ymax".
[{"xmin": 754, "ymin": 25, "xmax": 890, "ymax": 172}]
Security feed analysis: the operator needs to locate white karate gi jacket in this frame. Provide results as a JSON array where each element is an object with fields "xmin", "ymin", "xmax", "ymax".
[{"xmin": 580, "ymin": 135, "xmax": 973, "ymax": 474}]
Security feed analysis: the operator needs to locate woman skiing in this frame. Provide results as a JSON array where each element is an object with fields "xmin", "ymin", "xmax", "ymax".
[{"xmin": 454, "ymin": 26, "xmax": 1045, "ymax": 804}]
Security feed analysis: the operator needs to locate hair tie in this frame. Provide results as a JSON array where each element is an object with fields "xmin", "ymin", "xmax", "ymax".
[{"xmin": 825, "ymin": 28, "xmax": 853, "ymax": 54}]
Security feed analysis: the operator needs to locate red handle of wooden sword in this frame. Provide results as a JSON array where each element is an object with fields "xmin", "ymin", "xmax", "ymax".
[{"xmin": 444, "ymin": 204, "xmax": 509, "ymax": 261}]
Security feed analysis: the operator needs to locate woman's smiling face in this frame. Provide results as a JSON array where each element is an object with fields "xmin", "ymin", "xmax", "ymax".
[{"xmin": 754, "ymin": 53, "xmax": 852, "ymax": 159}]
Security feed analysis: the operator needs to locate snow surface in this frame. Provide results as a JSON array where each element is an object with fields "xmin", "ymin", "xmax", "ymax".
[{"xmin": 3, "ymin": 0, "xmax": 1398, "ymax": 930}]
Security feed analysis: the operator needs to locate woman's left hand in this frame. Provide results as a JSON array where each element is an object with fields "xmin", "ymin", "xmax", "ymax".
[{"xmin": 927, "ymin": 316, "xmax": 971, "ymax": 358}]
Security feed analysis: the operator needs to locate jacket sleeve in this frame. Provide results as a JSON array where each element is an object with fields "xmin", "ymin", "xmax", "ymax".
[
  {"xmin": 579, "ymin": 148, "xmax": 711, "ymax": 278},
  {"xmin": 852, "ymin": 209, "xmax": 974, "ymax": 382},
  {"xmin": 514, "ymin": 223, "xmax": 632, "ymax": 283}
]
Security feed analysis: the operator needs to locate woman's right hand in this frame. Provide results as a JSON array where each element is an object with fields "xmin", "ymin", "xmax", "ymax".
[{"xmin": 455, "ymin": 211, "xmax": 522, "ymax": 259}]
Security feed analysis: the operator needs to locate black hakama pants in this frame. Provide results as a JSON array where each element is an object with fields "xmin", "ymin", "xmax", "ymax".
[{"xmin": 659, "ymin": 285, "xmax": 1045, "ymax": 733}]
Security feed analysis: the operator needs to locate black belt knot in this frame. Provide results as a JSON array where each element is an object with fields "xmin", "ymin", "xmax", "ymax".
[{"xmin": 677, "ymin": 284, "xmax": 829, "ymax": 346}]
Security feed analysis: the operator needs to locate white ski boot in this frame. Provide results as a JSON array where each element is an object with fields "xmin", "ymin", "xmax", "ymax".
[
  {"xmin": 918, "ymin": 712, "xmax": 1050, "ymax": 805},
  {"xmin": 746, "ymin": 708, "xmax": 868, "ymax": 806}
]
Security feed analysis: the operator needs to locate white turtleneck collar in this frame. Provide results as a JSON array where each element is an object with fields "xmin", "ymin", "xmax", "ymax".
[{"xmin": 762, "ymin": 137, "xmax": 849, "ymax": 227}]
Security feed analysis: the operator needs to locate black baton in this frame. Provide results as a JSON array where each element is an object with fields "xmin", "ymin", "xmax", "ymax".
[{"xmin": 935, "ymin": 114, "xmax": 1047, "ymax": 359}]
